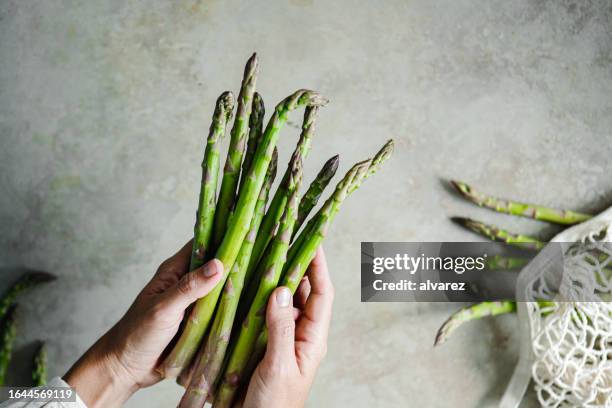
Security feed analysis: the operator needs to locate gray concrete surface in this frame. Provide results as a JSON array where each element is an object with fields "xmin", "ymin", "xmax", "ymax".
[{"xmin": 1, "ymin": 0, "xmax": 611, "ymax": 406}]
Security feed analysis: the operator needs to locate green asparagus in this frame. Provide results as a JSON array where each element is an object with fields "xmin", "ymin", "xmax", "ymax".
[
  {"xmin": 160, "ymin": 89, "xmax": 327, "ymax": 378},
  {"xmin": 295, "ymin": 154, "xmax": 339, "ymax": 235},
  {"xmin": 214, "ymin": 159, "xmax": 303, "ymax": 408},
  {"xmin": 218, "ymin": 160, "xmax": 371, "ymax": 408},
  {"xmin": 0, "ymin": 272, "xmax": 56, "ymax": 322},
  {"xmin": 247, "ymin": 105, "xmax": 320, "ymax": 278},
  {"xmin": 216, "ymin": 140, "xmax": 393, "ymax": 407},
  {"xmin": 178, "ymin": 150, "xmax": 278, "ymax": 407},
  {"xmin": 451, "ymin": 180, "xmax": 592, "ymax": 225},
  {"xmin": 32, "ymin": 342, "xmax": 47, "ymax": 386},
  {"xmin": 287, "ymin": 140, "xmax": 394, "ymax": 267},
  {"xmin": 435, "ymin": 300, "xmax": 557, "ymax": 346},
  {"xmin": 212, "ymin": 53, "xmax": 259, "ymax": 248},
  {"xmin": 0, "ymin": 305, "xmax": 17, "ymax": 386},
  {"xmin": 238, "ymin": 92, "xmax": 265, "ymax": 195},
  {"xmin": 451, "ymin": 217, "xmax": 545, "ymax": 251},
  {"xmin": 434, "ymin": 301, "xmax": 516, "ymax": 346},
  {"xmin": 237, "ymin": 106, "xmax": 320, "ymax": 324},
  {"xmin": 190, "ymin": 91, "xmax": 235, "ymax": 271}
]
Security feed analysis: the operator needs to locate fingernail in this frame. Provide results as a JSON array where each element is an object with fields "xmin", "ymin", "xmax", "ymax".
[
  {"xmin": 203, "ymin": 260, "xmax": 220, "ymax": 277},
  {"xmin": 276, "ymin": 287, "xmax": 291, "ymax": 307}
]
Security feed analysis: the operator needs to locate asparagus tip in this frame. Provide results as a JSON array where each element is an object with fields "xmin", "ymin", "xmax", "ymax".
[
  {"xmin": 433, "ymin": 320, "xmax": 452, "ymax": 346},
  {"xmin": 25, "ymin": 271, "xmax": 57, "ymax": 284},
  {"xmin": 309, "ymin": 93, "xmax": 329, "ymax": 107},
  {"xmin": 327, "ymin": 154, "xmax": 340, "ymax": 173},
  {"xmin": 450, "ymin": 216, "xmax": 473, "ymax": 229},
  {"xmin": 450, "ymin": 180, "xmax": 471, "ymax": 197},
  {"xmin": 250, "ymin": 92, "xmax": 265, "ymax": 126},
  {"xmin": 246, "ymin": 52, "xmax": 258, "ymax": 69},
  {"xmin": 451, "ymin": 216, "xmax": 486, "ymax": 236},
  {"xmin": 217, "ymin": 91, "xmax": 235, "ymax": 123},
  {"xmin": 367, "ymin": 139, "xmax": 394, "ymax": 175},
  {"xmin": 374, "ymin": 139, "xmax": 394, "ymax": 164}
]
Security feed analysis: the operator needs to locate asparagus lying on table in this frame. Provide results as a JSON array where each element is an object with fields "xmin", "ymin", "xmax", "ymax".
[
  {"xmin": 451, "ymin": 216, "xmax": 546, "ymax": 251},
  {"xmin": 438, "ymin": 181, "xmax": 595, "ymax": 346},
  {"xmin": 0, "ymin": 305, "xmax": 17, "ymax": 386},
  {"xmin": 32, "ymin": 342, "xmax": 47, "ymax": 386},
  {"xmin": 212, "ymin": 53, "xmax": 259, "ymax": 249},
  {"xmin": 451, "ymin": 180, "xmax": 592, "ymax": 225},
  {"xmin": 178, "ymin": 150, "xmax": 278, "ymax": 407},
  {"xmin": 434, "ymin": 300, "xmax": 557, "ymax": 346},
  {"xmin": 215, "ymin": 140, "xmax": 394, "ymax": 408},
  {"xmin": 434, "ymin": 301, "xmax": 517, "ymax": 346},
  {"xmin": 0, "ymin": 272, "xmax": 56, "ymax": 322},
  {"xmin": 190, "ymin": 91, "xmax": 235, "ymax": 271},
  {"xmin": 160, "ymin": 89, "xmax": 328, "ymax": 379}
]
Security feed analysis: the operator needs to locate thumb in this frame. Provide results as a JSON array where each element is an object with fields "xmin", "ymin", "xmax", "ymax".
[
  {"xmin": 161, "ymin": 259, "xmax": 224, "ymax": 313},
  {"xmin": 264, "ymin": 287, "xmax": 296, "ymax": 367}
]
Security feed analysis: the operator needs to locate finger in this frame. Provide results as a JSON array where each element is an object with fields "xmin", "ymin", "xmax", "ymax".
[
  {"xmin": 296, "ymin": 247, "xmax": 334, "ymax": 354},
  {"xmin": 155, "ymin": 240, "xmax": 194, "ymax": 280},
  {"xmin": 160, "ymin": 259, "xmax": 223, "ymax": 313},
  {"xmin": 294, "ymin": 277, "xmax": 311, "ymax": 309},
  {"xmin": 145, "ymin": 240, "xmax": 194, "ymax": 295},
  {"xmin": 305, "ymin": 247, "xmax": 333, "ymax": 321},
  {"xmin": 264, "ymin": 287, "xmax": 297, "ymax": 368}
]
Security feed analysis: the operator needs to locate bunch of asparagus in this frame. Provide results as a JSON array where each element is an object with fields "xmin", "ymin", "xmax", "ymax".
[
  {"xmin": 434, "ymin": 180, "xmax": 592, "ymax": 345},
  {"xmin": 0, "ymin": 271, "xmax": 55, "ymax": 386},
  {"xmin": 156, "ymin": 54, "xmax": 393, "ymax": 408}
]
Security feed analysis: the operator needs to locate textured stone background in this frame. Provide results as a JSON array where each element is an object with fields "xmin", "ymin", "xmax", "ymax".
[{"xmin": 1, "ymin": 1, "xmax": 611, "ymax": 407}]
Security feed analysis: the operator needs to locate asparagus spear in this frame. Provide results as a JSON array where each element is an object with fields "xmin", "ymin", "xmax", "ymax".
[
  {"xmin": 178, "ymin": 150, "xmax": 278, "ymax": 407},
  {"xmin": 238, "ymin": 92, "xmax": 265, "ymax": 195},
  {"xmin": 451, "ymin": 217, "xmax": 545, "ymax": 251},
  {"xmin": 217, "ymin": 141, "xmax": 393, "ymax": 408},
  {"xmin": 434, "ymin": 300, "xmax": 557, "ymax": 346},
  {"xmin": 434, "ymin": 301, "xmax": 516, "ymax": 346},
  {"xmin": 212, "ymin": 53, "xmax": 259, "ymax": 248},
  {"xmin": 32, "ymin": 342, "xmax": 47, "ymax": 386},
  {"xmin": 294, "ymin": 154, "xmax": 340, "ymax": 235},
  {"xmin": 247, "ymin": 105, "xmax": 320, "ymax": 278},
  {"xmin": 190, "ymin": 91, "xmax": 235, "ymax": 270},
  {"xmin": 0, "ymin": 305, "xmax": 17, "ymax": 386},
  {"xmin": 0, "ymin": 272, "xmax": 56, "ymax": 322},
  {"xmin": 214, "ymin": 161, "xmax": 303, "ymax": 408},
  {"xmin": 159, "ymin": 89, "xmax": 327, "ymax": 378},
  {"xmin": 451, "ymin": 180, "xmax": 592, "ymax": 225}
]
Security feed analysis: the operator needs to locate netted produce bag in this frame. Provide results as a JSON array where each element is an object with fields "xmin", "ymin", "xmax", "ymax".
[{"xmin": 501, "ymin": 207, "xmax": 612, "ymax": 408}]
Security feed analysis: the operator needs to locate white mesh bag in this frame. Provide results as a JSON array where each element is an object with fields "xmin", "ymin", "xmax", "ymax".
[{"xmin": 501, "ymin": 207, "xmax": 612, "ymax": 408}]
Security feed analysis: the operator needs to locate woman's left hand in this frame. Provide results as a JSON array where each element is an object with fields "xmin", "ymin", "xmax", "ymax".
[{"xmin": 65, "ymin": 241, "xmax": 223, "ymax": 408}]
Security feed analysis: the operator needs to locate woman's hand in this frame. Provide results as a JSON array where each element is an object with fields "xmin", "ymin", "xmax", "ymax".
[
  {"xmin": 65, "ymin": 241, "xmax": 223, "ymax": 408},
  {"xmin": 241, "ymin": 247, "xmax": 334, "ymax": 408}
]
